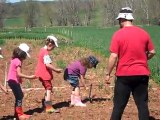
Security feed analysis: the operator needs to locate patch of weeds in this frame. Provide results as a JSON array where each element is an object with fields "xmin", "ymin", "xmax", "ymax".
[
  {"xmin": 98, "ymin": 82, "xmax": 104, "ymax": 90},
  {"xmin": 0, "ymin": 39, "xmax": 5, "ymax": 45},
  {"xmin": 25, "ymin": 80, "xmax": 32, "ymax": 88}
]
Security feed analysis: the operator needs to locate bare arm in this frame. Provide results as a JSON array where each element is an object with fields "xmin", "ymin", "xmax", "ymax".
[
  {"xmin": 79, "ymin": 75, "xmax": 87, "ymax": 88},
  {"xmin": 46, "ymin": 63, "xmax": 62, "ymax": 73},
  {"xmin": 105, "ymin": 53, "xmax": 118, "ymax": 84},
  {"xmin": 106, "ymin": 53, "xmax": 118, "ymax": 75},
  {"xmin": 17, "ymin": 67, "xmax": 35, "ymax": 79},
  {"xmin": 147, "ymin": 49, "xmax": 156, "ymax": 60}
]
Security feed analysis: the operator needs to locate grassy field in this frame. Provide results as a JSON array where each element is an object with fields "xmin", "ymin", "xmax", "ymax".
[{"xmin": 0, "ymin": 25, "xmax": 160, "ymax": 84}]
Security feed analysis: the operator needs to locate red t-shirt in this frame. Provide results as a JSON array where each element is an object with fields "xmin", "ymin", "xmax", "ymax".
[
  {"xmin": 35, "ymin": 48, "xmax": 53, "ymax": 80},
  {"xmin": 110, "ymin": 26, "xmax": 154, "ymax": 76}
]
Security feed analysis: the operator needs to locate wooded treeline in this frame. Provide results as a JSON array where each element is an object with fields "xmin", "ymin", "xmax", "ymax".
[{"xmin": 0, "ymin": 0, "xmax": 160, "ymax": 28}]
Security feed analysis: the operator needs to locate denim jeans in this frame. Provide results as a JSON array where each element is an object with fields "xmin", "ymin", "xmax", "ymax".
[
  {"xmin": 67, "ymin": 75, "xmax": 79, "ymax": 88},
  {"xmin": 8, "ymin": 80, "xmax": 24, "ymax": 107},
  {"xmin": 111, "ymin": 75, "xmax": 149, "ymax": 120}
]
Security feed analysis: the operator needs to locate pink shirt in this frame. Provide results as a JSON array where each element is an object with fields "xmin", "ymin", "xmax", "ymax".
[
  {"xmin": 110, "ymin": 26, "xmax": 154, "ymax": 76},
  {"xmin": 7, "ymin": 58, "xmax": 22, "ymax": 83},
  {"xmin": 35, "ymin": 47, "xmax": 53, "ymax": 80}
]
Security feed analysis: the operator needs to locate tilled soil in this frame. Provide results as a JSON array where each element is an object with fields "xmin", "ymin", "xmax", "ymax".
[{"xmin": 0, "ymin": 40, "xmax": 160, "ymax": 120}]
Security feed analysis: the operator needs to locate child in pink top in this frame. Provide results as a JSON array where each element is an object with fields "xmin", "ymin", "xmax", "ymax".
[
  {"xmin": 35, "ymin": 35, "xmax": 62, "ymax": 113},
  {"xmin": 7, "ymin": 43, "xmax": 35, "ymax": 120}
]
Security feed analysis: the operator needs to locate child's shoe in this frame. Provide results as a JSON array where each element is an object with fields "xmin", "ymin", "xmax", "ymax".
[
  {"xmin": 44, "ymin": 101, "xmax": 60, "ymax": 113},
  {"xmin": 15, "ymin": 106, "xmax": 32, "ymax": 120},
  {"xmin": 70, "ymin": 94, "xmax": 75, "ymax": 107},
  {"xmin": 74, "ymin": 96, "xmax": 86, "ymax": 107}
]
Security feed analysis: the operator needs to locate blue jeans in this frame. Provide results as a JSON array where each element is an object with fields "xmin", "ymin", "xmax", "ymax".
[
  {"xmin": 111, "ymin": 75, "xmax": 149, "ymax": 120},
  {"xmin": 8, "ymin": 80, "xmax": 24, "ymax": 107},
  {"xmin": 67, "ymin": 75, "xmax": 79, "ymax": 88}
]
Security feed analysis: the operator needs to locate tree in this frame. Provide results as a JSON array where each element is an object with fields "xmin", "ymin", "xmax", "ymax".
[
  {"xmin": 0, "ymin": 0, "xmax": 7, "ymax": 28},
  {"xmin": 24, "ymin": 0, "xmax": 40, "ymax": 27},
  {"xmin": 83, "ymin": 0, "xmax": 95, "ymax": 26}
]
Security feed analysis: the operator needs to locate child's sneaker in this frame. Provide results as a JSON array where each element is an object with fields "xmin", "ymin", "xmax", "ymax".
[
  {"xmin": 44, "ymin": 101, "xmax": 60, "ymax": 113},
  {"xmin": 46, "ymin": 107, "xmax": 60, "ymax": 113},
  {"xmin": 74, "ymin": 96, "xmax": 86, "ymax": 107}
]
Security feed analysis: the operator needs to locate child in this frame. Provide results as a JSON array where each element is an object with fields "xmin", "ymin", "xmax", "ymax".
[
  {"xmin": 35, "ymin": 35, "xmax": 62, "ymax": 113},
  {"xmin": 7, "ymin": 43, "xmax": 35, "ymax": 120},
  {"xmin": 64, "ymin": 56, "xmax": 99, "ymax": 107}
]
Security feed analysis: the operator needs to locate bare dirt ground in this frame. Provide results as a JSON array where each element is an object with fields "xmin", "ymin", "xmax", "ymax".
[{"xmin": 0, "ymin": 40, "xmax": 160, "ymax": 120}]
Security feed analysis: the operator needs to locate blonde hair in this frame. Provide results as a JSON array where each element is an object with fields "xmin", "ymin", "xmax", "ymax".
[{"xmin": 79, "ymin": 57, "xmax": 91, "ymax": 68}]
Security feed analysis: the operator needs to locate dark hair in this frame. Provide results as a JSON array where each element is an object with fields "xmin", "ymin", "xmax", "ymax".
[
  {"xmin": 79, "ymin": 57, "xmax": 91, "ymax": 68},
  {"xmin": 12, "ymin": 47, "xmax": 27, "ymax": 60},
  {"xmin": 45, "ymin": 38, "xmax": 55, "ymax": 46}
]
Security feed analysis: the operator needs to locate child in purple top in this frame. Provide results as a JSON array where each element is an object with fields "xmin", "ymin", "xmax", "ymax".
[{"xmin": 64, "ymin": 56, "xmax": 99, "ymax": 107}]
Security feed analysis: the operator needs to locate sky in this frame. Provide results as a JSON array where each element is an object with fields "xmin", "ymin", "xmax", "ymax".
[{"xmin": 7, "ymin": 0, "xmax": 54, "ymax": 3}]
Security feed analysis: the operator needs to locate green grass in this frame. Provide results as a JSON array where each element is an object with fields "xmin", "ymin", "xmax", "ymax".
[
  {"xmin": 0, "ymin": 25, "xmax": 160, "ymax": 84},
  {"xmin": 71, "ymin": 26, "xmax": 118, "ymax": 56},
  {"xmin": 5, "ymin": 17, "xmax": 24, "ymax": 28}
]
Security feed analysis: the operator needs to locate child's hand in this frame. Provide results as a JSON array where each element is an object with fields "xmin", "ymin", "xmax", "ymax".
[
  {"xmin": 87, "ymin": 74, "xmax": 96, "ymax": 80},
  {"xmin": 84, "ymin": 86, "xmax": 89, "ymax": 91},
  {"xmin": 29, "ymin": 75, "xmax": 36, "ymax": 79},
  {"xmin": 55, "ymin": 69, "xmax": 63, "ymax": 73}
]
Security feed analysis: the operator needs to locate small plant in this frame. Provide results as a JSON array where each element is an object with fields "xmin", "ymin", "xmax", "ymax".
[
  {"xmin": 98, "ymin": 82, "xmax": 104, "ymax": 90},
  {"xmin": 25, "ymin": 79, "xmax": 32, "ymax": 88}
]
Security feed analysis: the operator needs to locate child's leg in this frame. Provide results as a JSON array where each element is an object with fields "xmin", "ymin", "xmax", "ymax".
[
  {"xmin": 72, "ymin": 86, "xmax": 86, "ymax": 107},
  {"xmin": 45, "ymin": 89, "xmax": 51, "ymax": 101},
  {"xmin": 41, "ymin": 80, "xmax": 59, "ymax": 113},
  {"xmin": 74, "ymin": 87, "xmax": 80, "ymax": 96},
  {"xmin": 68, "ymin": 76, "xmax": 86, "ymax": 107},
  {"xmin": 8, "ymin": 80, "xmax": 31, "ymax": 119},
  {"xmin": 70, "ymin": 88, "xmax": 76, "ymax": 106}
]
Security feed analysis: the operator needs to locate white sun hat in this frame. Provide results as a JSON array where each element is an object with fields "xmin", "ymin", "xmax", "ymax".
[
  {"xmin": 18, "ymin": 43, "xmax": 30, "ymax": 58},
  {"xmin": 47, "ymin": 35, "xmax": 58, "ymax": 47},
  {"xmin": 116, "ymin": 7, "xmax": 134, "ymax": 20}
]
